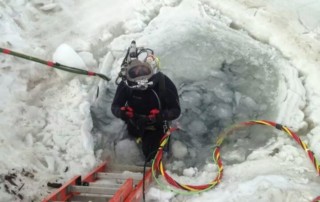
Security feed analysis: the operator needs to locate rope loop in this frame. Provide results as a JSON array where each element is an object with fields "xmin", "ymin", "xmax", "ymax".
[{"xmin": 152, "ymin": 120, "xmax": 320, "ymax": 201}]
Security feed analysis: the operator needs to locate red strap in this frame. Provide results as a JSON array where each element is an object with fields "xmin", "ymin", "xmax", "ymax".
[
  {"xmin": 87, "ymin": 71, "xmax": 95, "ymax": 76},
  {"xmin": 47, "ymin": 61, "xmax": 54, "ymax": 67},
  {"xmin": 2, "ymin": 49, "xmax": 11, "ymax": 54}
]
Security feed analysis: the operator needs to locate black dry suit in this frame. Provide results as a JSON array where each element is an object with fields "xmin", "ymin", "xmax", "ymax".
[{"xmin": 111, "ymin": 72, "xmax": 181, "ymax": 160}]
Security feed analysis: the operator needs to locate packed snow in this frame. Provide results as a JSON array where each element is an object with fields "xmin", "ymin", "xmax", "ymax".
[{"xmin": 0, "ymin": 0, "xmax": 319, "ymax": 201}]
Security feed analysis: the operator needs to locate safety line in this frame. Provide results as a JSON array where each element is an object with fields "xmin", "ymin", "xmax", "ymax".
[{"xmin": 152, "ymin": 120, "xmax": 320, "ymax": 201}]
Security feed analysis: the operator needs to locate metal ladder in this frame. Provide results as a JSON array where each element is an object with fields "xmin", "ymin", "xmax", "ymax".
[{"xmin": 42, "ymin": 161, "xmax": 153, "ymax": 202}]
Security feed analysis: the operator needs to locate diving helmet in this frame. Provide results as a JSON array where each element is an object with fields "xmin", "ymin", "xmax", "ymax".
[{"xmin": 120, "ymin": 41, "xmax": 160, "ymax": 90}]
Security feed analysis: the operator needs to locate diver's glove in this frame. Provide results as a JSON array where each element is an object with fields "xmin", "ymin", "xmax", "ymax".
[
  {"xmin": 120, "ymin": 106, "xmax": 134, "ymax": 121},
  {"xmin": 148, "ymin": 108, "xmax": 163, "ymax": 122}
]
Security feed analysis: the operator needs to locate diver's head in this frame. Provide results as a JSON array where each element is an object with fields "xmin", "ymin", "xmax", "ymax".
[{"xmin": 123, "ymin": 41, "xmax": 160, "ymax": 90}]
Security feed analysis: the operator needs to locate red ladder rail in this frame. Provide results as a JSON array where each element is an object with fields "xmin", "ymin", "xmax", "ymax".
[
  {"xmin": 313, "ymin": 196, "xmax": 320, "ymax": 202},
  {"xmin": 110, "ymin": 178, "xmax": 133, "ymax": 202},
  {"xmin": 82, "ymin": 161, "xmax": 107, "ymax": 183},
  {"xmin": 41, "ymin": 161, "xmax": 154, "ymax": 202},
  {"xmin": 42, "ymin": 175, "xmax": 82, "ymax": 202},
  {"xmin": 124, "ymin": 168, "xmax": 153, "ymax": 202}
]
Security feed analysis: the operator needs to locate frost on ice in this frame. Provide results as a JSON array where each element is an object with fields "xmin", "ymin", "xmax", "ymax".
[{"xmin": 0, "ymin": 0, "xmax": 320, "ymax": 201}]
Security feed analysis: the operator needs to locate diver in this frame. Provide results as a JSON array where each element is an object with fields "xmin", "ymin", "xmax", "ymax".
[{"xmin": 111, "ymin": 41, "xmax": 181, "ymax": 162}]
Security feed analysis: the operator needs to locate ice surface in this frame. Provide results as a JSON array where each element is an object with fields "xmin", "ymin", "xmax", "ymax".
[
  {"xmin": 53, "ymin": 43, "xmax": 86, "ymax": 79},
  {"xmin": 0, "ymin": 0, "xmax": 320, "ymax": 201},
  {"xmin": 172, "ymin": 140, "xmax": 188, "ymax": 159},
  {"xmin": 102, "ymin": 0, "xmax": 304, "ymax": 168}
]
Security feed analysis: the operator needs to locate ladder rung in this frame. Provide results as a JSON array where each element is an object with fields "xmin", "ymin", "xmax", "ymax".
[
  {"xmin": 97, "ymin": 172, "xmax": 142, "ymax": 181},
  {"xmin": 70, "ymin": 185, "xmax": 119, "ymax": 195},
  {"xmin": 108, "ymin": 164, "xmax": 151, "ymax": 172},
  {"xmin": 72, "ymin": 193, "xmax": 112, "ymax": 202},
  {"xmin": 88, "ymin": 181, "xmax": 122, "ymax": 188},
  {"xmin": 89, "ymin": 177, "xmax": 140, "ymax": 186},
  {"xmin": 42, "ymin": 161, "xmax": 154, "ymax": 202}
]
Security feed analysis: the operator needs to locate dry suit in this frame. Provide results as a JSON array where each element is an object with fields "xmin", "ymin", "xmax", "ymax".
[{"xmin": 111, "ymin": 72, "xmax": 181, "ymax": 160}]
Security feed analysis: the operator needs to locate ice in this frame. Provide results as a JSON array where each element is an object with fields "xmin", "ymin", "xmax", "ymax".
[
  {"xmin": 114, "ymin": 139, "xmax": 143, "ymax": 165},
  {"xmin": 212, "ymin": 103, "xmax": 233, "ymax": 120},
  {"xmin": 183, "ymin": 167, "xmax": 198, "ymax": 177},
  {"xmin": 187, "ymin": 120, "xmax": 208, "ymax": 136},
  {"xmin": 172, "ymin": 140, "xmax": 188, "ymax": 159},
  {"xmin": 146, "ymin": 187, "xmax": 175, "ymax": 202},
  {"xmin": 106, "ymin": 0, "xmax": 289, "ymax": 167},
  {"xmin": 224, "ymin": 148, "xmax": 246, "ymax": 163},
  {"xmin": 52, "ymin": 43, "xmax": 86, "ymax": 79},
  {"xmin": 101, "ymin": 52, "xmax": 116, "ymax": 80},
  {"xmin": 80, "ymin": 101, "xmax": 94, "ymax": 151},
  {"xmin": 308, "ymin": 127, "xmax": 320, "ymax": 160},
  {"xmin": 38, "ymin": 3, "xmax": 57, "ymax": 11},
  {"xmin": 78, "ymin": 51, "xmax": 98, "ymax": 69},
  {"xmin": 1, "ymin": 0, "xmax": 320, "ymax": 201}
]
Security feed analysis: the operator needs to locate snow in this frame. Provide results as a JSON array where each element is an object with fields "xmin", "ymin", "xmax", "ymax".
[
  {"xmin": 172, "ymin": 140, "xmax": 188, "ymax": 159},
  {"xmin": 0, "ymin": 0, "xmax": 320, "ymax": 201},
  {"xmin": 53, "ymin": 43, "xmax": 86, "ymax": 79}
]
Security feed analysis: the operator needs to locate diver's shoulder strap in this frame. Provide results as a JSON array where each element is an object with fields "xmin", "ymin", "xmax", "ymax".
[{"xmin": 158, "ymin": 72, "xmax": 166, "ymax": 104}]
